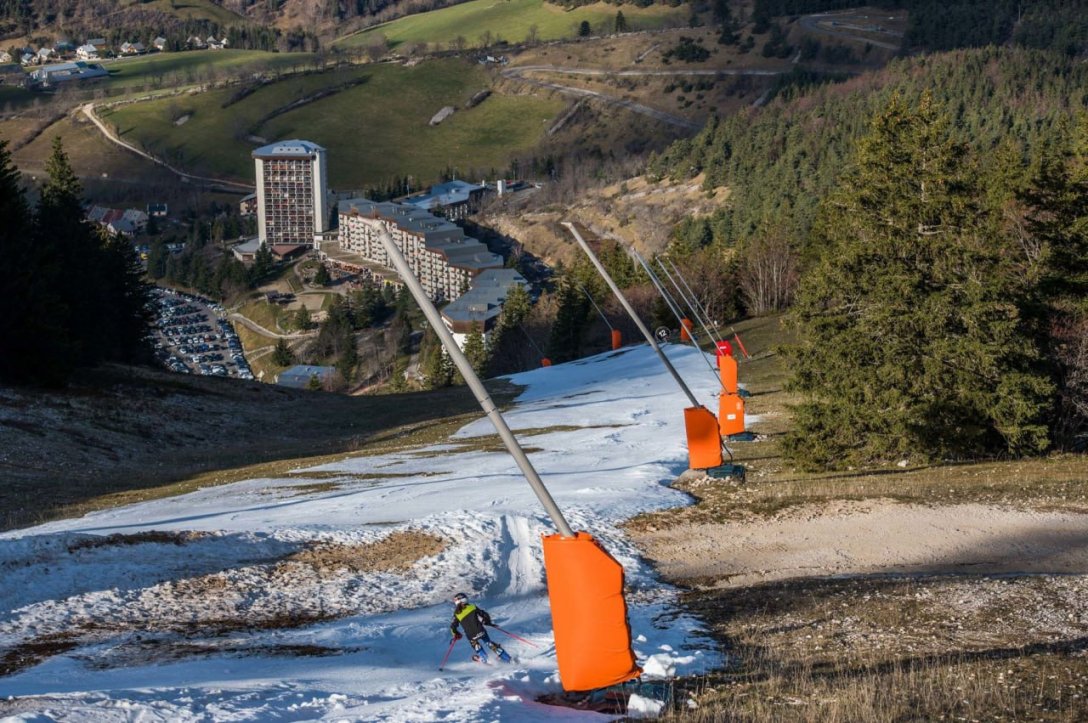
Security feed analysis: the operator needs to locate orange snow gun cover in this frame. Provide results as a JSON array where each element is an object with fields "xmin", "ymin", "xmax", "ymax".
[
  {"xmin": 542, "ymin": 532, "xmax": 642, "ymax": 691},
  {"xmin": 684, "ymin": 405, "xmax": 724, "ymax": 470}
]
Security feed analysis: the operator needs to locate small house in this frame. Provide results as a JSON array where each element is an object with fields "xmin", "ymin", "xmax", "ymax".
[
  {"xmin": 120, "ymin": 42, "xmax": 145, "ymax": 56},
  {"xmin": 75, "ymin": 44, "xmax": 98, "ymax": 60},
  {"xmin": 187, "ymin": 36, "xmax": 206, "ymax": 49},
  {"xmin": 153, "ymin": 37, "xmax": 167, "ymax": 52},
  {"xmin": 0, "ymin": 52, "xmax": 11, "ymax": 63},
  {"xmin": 147, "ymin": 203, "xmax": 168, "ymax": 217}
]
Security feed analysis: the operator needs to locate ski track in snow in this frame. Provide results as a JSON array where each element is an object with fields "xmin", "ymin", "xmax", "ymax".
[{"xmin": 0, "ymin": 346, "xmax": 738, "ymax": 721}]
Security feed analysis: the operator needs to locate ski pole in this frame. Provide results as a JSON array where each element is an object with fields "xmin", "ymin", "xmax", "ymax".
[
  {"xmin": 438, "ymin": 637, "xmax": 457, "ymax": 670},
  {"xmin": 489, "ymin": 624, "xmax": 539, "ymax": 648}
]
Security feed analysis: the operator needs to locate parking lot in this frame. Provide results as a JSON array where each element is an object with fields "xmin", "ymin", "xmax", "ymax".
[{"xmin": 151, "ymin": 288, "xmax": 254, "ymax": 380}]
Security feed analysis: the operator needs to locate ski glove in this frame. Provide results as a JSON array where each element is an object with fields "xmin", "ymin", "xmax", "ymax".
[{"xmin": 452, "ymin": 632, "xmax": 462, "ymax": 640}]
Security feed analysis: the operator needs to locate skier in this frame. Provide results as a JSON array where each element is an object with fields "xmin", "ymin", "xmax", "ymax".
[{"xmin": 449, "ymin": 592, "xmax": 511, "ymax": 663}]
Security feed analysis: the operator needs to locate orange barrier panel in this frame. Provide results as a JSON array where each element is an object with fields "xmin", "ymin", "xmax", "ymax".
[
  {"xmin": 718, "ymin": 393, "xmax": 745, "ymax": 437},
  {"xmin": 684, "ymin": 406, "xmax": 724, "ymax": 469},
  {"xmin": 541, "ymin": 358, "xmax": 552, "ymax": 367},
  {"xmin": 611, "ymin": 329, "xmax": 622, "ymax": 350},
  {"xmin": 543, "ymin": 532, "xmax": 642, "ymax": 692},
  {"xmin": 719, "ymin": 353, "xmax": 738, "ymax": 394},
  {"xmin": 679, "ymin": 318, "xmax": 694, "ymax": 342}
]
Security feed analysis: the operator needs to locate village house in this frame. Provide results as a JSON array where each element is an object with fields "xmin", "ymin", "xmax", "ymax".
[
  {"xmin": 75, "ymin": 44, "xmax": 98, "ymax": 60},
  {"xmin": 0, "ymin": 51, "xmax": 12, "ymax": 63},
  {"xmin": 153, "ymin": 37, "xmax": 168, "ymax": 52},
  {"xmin": 29, "ymin": 61, "xmax": 108, "ymax": 87},
  {"xmin": 120, "ymin": 42, "xmax": 145, "ymax": 56},
  {"xmin": 187, "ymin": 36, "xmax": 206, "ymax": 49}
]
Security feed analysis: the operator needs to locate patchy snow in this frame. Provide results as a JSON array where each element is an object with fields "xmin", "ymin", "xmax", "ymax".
[{"xmin": 0, "ymin": 345, "xmax": 738, "ymax": 720}]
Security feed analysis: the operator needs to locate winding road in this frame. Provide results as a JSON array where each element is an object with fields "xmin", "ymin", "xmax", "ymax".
[
  {"xmin": 799, "ymin": 12, "xmax": 902, "ymax": 51},
  {"xmin": 502, "ymin": 65, "xmax": 791, "ymax": 131},
  {"xmin": 80, "ymin": 103, "xmax": 254, "ymax": 192}
]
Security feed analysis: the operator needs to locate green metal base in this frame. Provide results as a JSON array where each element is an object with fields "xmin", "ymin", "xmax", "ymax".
[
  {"xmin": 706, "ymin": 463, "xmax": 746, "ymax": 481},
  {"xmin": 738, "ymin": 388, "xmax": 752, "ymax": 399},
  {"xmin": 727, "ymin": 431, "xmax": 757, "ymax": 442}
]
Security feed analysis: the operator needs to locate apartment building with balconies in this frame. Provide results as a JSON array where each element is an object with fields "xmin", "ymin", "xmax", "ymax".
[
  {"xmin": 252, "ymin": 139, "xmax": 329, "ymax": 247},
  {"xmin": 334, "ymin": 198, "xmax": 502, "ymax": 302}
]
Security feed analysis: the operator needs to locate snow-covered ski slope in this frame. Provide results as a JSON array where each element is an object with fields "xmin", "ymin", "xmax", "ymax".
[{"xmin": 1, "ymin": 344, "xmax": 736, "ymax": 721}]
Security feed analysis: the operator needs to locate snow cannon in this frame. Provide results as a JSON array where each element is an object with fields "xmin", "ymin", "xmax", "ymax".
[
  {"xmin": 685, "ymin": 406, "xmax": 725, "ymax": 469},
  {"xmin": 718, "ymin": 393, "xmax": 745, "ymax": 438},
  {"xmin": 377, "ymin": 226, "xmax": 642, "ymax": 697},
  {"xmin": 611, "ymin": 329, "xmax": 623, "ymax": 350},
  {"xmin": 715, "ymin": 340, "xmax": 733, "ymax": 366},
  {"xmin": 679, "ymin": 318, "xmax": 694, "ymax": 343},
  {"xmin": 542, "ymin": 532, "xmax": 642, "ymax": 691},
  {"xmin": 565, "ymin": 222, "xmax": 731, "ymax": 473},
  {"xmin": 718, "ymin": 352, "xmax": 738, "ymax": 394}
]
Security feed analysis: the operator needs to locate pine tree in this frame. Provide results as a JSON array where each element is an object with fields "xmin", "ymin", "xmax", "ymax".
[
  {"xmin": 1022, "ymin": 113, "xmax": 1088, "ymax": 446},
  {"xmin": 0, "ymin": 139, "xmax": 72, "ymax": 384},
  {"xmin": 614, "ymin": 11, "xmax": 628, "ymax": 34},
  {"xmin": 547, "ymin": 274, "xmax": 590, "ymax": 362},
  {"xmin": 273, "ymin": 338, "xmax": 294, "ymax": 366},
  {"xmin": 783, "ymin": 93, "xmax": 1053, "ymax": 469},
  {"xmin": 462, "ymin": 322, "xmax": 488, "ymax": 378}
]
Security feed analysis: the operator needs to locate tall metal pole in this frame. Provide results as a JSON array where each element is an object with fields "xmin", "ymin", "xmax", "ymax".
[
  {"xmin": 632, "ymin": 249, "xmax": 723, "ymax": 385},
  {"xmin": 576, "ymin": 281, "xmax": 613, "ymax": 331},
  {"xmin": 632, "ymin": 249, "xmax": 686, "ymax": 335},
  {"xmin": 377, "ymin": 227, "xmax": 575, "ymax": 538},
  {"xmin": 563, "ymin": 222, "xmax": 700, "ymax": 408},
  {"xmin": 658, "ymin": 259, "xmax": 723, "ymax": 350},
  {"xmin": 663, "ymin": 257, "xmax": 724, "ymax": 343}
]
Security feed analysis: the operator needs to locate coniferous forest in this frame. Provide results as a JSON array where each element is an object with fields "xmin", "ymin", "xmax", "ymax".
[
  {"xmin": 0, "ymin": 139, "xmax": 152, "ymax": 386},
  {"xmin": 650, "ymin": 42, "xmax": 1088, "ymax": 469}
]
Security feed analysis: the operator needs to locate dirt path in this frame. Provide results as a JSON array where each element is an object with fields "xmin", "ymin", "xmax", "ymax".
[
  {"xmin": 228, "ymin": 313, "xmax": 318, "ymax": 339},
  {"xmin": 635, "ymin": 500, "xmax": 1088, "ymax": 587}
]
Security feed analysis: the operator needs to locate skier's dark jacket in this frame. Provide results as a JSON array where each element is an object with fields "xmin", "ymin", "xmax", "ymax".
[{"xmin": 450, "ymin": 603, "xmax": 492, "ymax": 640}]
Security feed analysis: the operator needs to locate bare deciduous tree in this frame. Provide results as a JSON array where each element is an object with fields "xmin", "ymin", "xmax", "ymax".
[{"xmin": 738, "ymin": 226, "xmax": 798, "ymax": 315}]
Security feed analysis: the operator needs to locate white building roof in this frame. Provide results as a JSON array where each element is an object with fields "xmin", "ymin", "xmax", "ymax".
[{"xmin": 252, "ymin": 139, "xmax": 325, "ymax": 158}]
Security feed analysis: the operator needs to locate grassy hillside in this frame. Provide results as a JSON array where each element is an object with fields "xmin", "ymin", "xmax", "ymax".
[
  {"xmin": 98, "ymin": 49, "xmax": 318, "ymax": 92},
  {"xmin": 335, "ymin": 0, "xmax": 684, "ymax": 50},
  {"xmin": 103, "ymin": 58, "xmax": 563, "ymax": 187}
]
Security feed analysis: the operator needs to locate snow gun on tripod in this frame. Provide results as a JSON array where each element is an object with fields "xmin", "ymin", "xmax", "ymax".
[{"xmin": 376, "ymin": 225, "xmax": 641, "ymax": 694}]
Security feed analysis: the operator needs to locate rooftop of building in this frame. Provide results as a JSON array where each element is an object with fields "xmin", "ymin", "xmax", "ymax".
[
  {"xmin": 338, "ymin": 197, "xmax": 501, "ymax": 270},
  {"xmin": 276, "ymin": 364, "xmax": 337, "ymax": 389},
  {"xmin": 440, "ymin": 269, "xmax": 527, "ymax": 325},
  {"xmin": 403, "ymin": 180, "xmax": 486, "ymax": 211},
  {"xmin": 252, "ymin": 139, "xmax": 326, "ymax": 159}
]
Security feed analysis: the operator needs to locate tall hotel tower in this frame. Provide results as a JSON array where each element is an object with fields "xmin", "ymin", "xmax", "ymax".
[{"xmin": 252, "ymin": 139, "xmax": 329, "ymax": 246}]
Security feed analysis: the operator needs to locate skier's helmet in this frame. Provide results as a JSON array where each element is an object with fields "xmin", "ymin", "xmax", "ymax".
[{"xmin": 452, "ymin": 592, "xmax": 469, "ymax": 605}]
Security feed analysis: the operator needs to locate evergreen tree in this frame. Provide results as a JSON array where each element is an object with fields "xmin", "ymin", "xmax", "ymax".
[
  {"xmin": 783, "ymin": 93, "xmax": 1053, "ymax": 469},
  {"xmin": 250, "ymin": 242, "xmax": 274, "ymax": 283},
  {"xmin": 0, "ymin": 139, "xmax": 72, "ymax": 384},
  {"xmin": 420, "ymin": 327, "xmax": 453, "ymax": 388},
  {"xmin": 547, "ymin": 274, "xmax": 591, "ymax": 362},
  {"xmin": 272, "ymin": 338, "xmax": 294, "ymax": 366},
  {"xmin": 313, "ymin": 263, "xmax": 331, "ymax": 287},
  {"xmin": 578, "ymin": 20, "xmax": 591, "ymax": 37},
  {"xmin": 1022, "ymin": 113, "xmax": 1088, "ymax": 446},
  {"xmin": 462, "ymin": 322, "xmax": 488, "ymax": 378},
  {"xmin": 614, "ymin": 11, "xmax": 628, "ymax": 33}
]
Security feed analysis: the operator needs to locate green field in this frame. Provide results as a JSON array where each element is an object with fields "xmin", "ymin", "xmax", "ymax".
[
  {"xmin": 104, "ymin": 58, "xmax": 564, "ymax": 188},
  {"xmin": 336, "ymin": 0, "xmax": 684, "ymax": 49},
  {"xmin": 99, "ymin": 50, "xmax": 318, "ymax": 91},
  {"xmin": 0, "ymin": 85, "xmax": 36, "ymax": 109}
]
